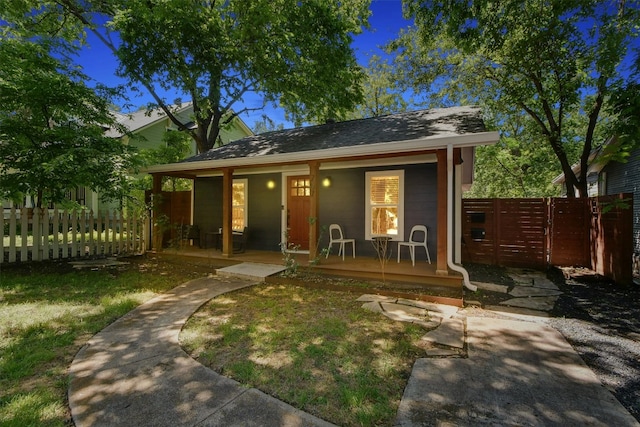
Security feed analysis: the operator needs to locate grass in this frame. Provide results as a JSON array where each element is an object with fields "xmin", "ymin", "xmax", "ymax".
[
  {"xmin": 0, "ymin": 255, "xmax": 209, "ymax": 427},
  {"xmin": 181, "ymin": 284, "xmax": 427, "ymax": 427}
]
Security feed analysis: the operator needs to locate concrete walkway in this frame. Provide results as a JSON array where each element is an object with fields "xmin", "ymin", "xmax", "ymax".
[
  {"xmin": 396, "ymin": 316, "xmax": 639, "ymax": 426},
  {"xmin": 69, "ymin": 266, "xmax": 639, "ymax": 427},
  {"xmin": 68, "ymin": 275, "xmax": 332, "ymax": 427}
]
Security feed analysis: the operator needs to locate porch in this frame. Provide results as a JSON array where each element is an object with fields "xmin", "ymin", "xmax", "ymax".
[{"xmin": 154, "ymin": 246, "xmax": 464, "ymax": 304}]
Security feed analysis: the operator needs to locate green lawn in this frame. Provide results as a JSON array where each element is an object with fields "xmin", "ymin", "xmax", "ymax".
[
  {"xmin": 181, "ymin": 284, "xmax": 427, "ymax": 427},
  {"xmin": 1, "ymin": 255, "xmax": 429, "ymax": 427},
  {"xmin": 0, "ymin": 256, "xmax": 208, "ymax": 427}
]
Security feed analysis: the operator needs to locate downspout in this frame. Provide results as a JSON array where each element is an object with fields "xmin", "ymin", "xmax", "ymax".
[{"xmin": 447, "ymin": 144, "xmax": 477, "ymax": 291}]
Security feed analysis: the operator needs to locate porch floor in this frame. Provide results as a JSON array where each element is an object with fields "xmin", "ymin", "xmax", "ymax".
[{"xmin": 154, "ymin": 245, "xmax": 463, "ymax": 291}]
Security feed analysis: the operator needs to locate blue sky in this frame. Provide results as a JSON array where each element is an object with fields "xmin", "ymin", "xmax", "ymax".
[{"xmin": 76, "ymin": 0, "xmax": 413, "ymax": 130}]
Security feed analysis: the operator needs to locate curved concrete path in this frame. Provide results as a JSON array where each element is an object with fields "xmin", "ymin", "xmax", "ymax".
[
  {"xmin": 68, "ymin": 276, "xmax": 334, "ymax": 427},
  {"xmin": 69, "ymin": 274, "xmax": 639, "ymax": 427}
]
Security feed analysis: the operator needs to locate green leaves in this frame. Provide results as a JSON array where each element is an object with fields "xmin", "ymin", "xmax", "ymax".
[
  {"xmin": 0, "ymin": 35, "xmax": 138, "ymax": 207},
  {"xmin": 109, "ymin": 0, "xmax": 371, "ymax": 148},
  {"xmin": 400, "ymin": 0, "xmax": 640, "ymax": 197}
]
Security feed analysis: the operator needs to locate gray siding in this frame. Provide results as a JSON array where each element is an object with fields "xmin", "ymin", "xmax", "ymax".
[
  {"xmin": 318, "ymin": 168, "xmax": 365, "ymax": 254},
  {"xmin": 318, "ymin": 163, "xmax": 438, "ymax": 258},
  {"xmin": 243, "ymin": 173, "xmax": 282, "ymax": 251},
  {"xmin": 193, "ymin": 174, "xmax": 282, "ymax": 251},
  {"xmin": 194, "ymin": 163, "xmax": 438, "ymax": 257},
  {"xmin": 193, "ymin": 177, "xmax": 222, "ymax": 237},
  {"xmin": 603, "ymin": 148, "xmax": 640, "ymax": 253}
]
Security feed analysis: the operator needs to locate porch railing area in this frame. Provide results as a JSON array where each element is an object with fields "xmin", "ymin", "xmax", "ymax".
[{"xmin": 2, "ymin": 207, "xmax": 147, "ymax": 264}]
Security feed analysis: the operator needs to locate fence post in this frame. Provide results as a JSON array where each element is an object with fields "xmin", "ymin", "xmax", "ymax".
[
  {"xmin": 41, "ymin": 208, "xmax": 50, "ymax": 261},
  {"xmin": 96, "ymin": 211, "xmax": 103, "ymax": 255},
  {"xmin": 88, "ymin": 210, "xmax": 95, "ymax": 256},
  {"xmin": 8, "ymin": 207, "xmax": 17, "ymax": 263},
  {"xmin": 52, "ymin": 208, "xmax": 60, "ymax": 260},
  {"xmin": 111, "ymin": 210, "xmax": 117, "ymax": 255},
  {"xmin": 132, "ymin": 215, "xmax": 139, "ymax": 254},
  {"xmin": 118, "ymin": 210, "xmax": 124, "ymax": 255},
  {"xmin": 79, "ymin": 210, "xmax": 87, "ymax": 258},
  {"xmin": 71, "ymin": 211, "xmax": 78, "ymax": 259},
  {"xmin": 32, "ymin": 207, "xmax": 42, "ymax": 261},
  {"xmin": 61, "ymin": 210, "xmax": 69, "ymax": 259},
  {"xmin": 20, "ymin": 208, "xmax": 28, "ymax": 261}
]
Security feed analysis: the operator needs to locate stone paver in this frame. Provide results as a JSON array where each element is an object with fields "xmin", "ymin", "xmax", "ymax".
[
  {"xmin": 356, "ymin": 294, "xmax": 397, "ymax": 303},
  {"xmin": 381, "ymin": 302, "xmax": 427, "ymax": 318},
  {"xmin": 532, "ymin": 277, "xmax": 560, "ymax": 290},
  {"xmin": 360, "ymin": 301, "xmax": 384, "ymax": 313},
  {"xmin": 472, "ymin": 281, "xmax": 510, "ymax": 293},
  {"xmin": 420, "ymin": 317, "xmax": 465, "ymax": 349},
  {"xmin": 500, "ymin": 295, "xmax": 559, "ymax": 311},
  {"xmin": 215, "ymin": 263, "xmax": 286, "ymax": 282},
  {"xmin": 509, "ymin": 286, "xmax": 563, "ymax": 297}
]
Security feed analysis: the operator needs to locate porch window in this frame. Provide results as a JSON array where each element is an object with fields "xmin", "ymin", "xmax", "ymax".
[
  {"xmin": 232, "ymin": 179, "xmax": 247, "ymax": 230},
  {"xmin": 365, "ymin": 170, "xmax": 404, "ymax": 240}
]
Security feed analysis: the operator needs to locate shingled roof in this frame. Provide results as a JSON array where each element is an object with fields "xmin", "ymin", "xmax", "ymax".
[{"xmin": 183, "ymin": 106, "xmax": 486, "ymax": 163}]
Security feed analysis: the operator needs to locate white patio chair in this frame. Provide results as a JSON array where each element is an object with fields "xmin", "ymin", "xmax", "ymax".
[
  {"xmin": 397, "ymin": 225, "xmax": 431, "ymax": 266},
  {"xmin": 326, "ymin": 224, "xmax": 356, "ymax": 260}
]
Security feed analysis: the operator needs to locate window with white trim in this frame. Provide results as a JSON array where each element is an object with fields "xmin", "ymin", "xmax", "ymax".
[
  {"xmin": 365, "ymin": 170, "xmax": 404, "ymax": 240},
  {"xmin": 232, "ymin": 179, "xmax": 248, "ymax": 230}
]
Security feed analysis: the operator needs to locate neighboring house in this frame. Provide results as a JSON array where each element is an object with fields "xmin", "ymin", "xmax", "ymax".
[
  {"xmin": 106, "ymin": 103, "xmax": 253, "ymax": 156},
  {"xmin": 147, "ymin": 106, "xmax": 500, "ymax": 283},
  {"xmin": 553, "ymin": 136, "xmax": 640, "ymax": 254},
  {"xmin": 551, "ymin": 137, "xmax": 613, "ymax": 197},
  {"xmin": 2, "ymin": 104, "xmax": 253, "ymax": 214},
  {"xmin": 98, "ymin": 103, "xmax": 254, "ymax": 211}
]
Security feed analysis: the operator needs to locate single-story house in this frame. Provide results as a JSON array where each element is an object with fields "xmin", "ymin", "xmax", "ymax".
[{"xmin": 147, "ymin": 106, "xmax": 500, "ymax": 288}]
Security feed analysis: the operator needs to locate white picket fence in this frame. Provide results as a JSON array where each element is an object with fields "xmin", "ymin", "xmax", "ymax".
[{"xmin": 2, "ymin": 207, "xmax": 147, "ymax": 263}]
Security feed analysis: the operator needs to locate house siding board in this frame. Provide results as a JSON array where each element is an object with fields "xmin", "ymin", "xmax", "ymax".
[
  {"xmin": 319, "ymin": 169, "xmax": 366, "ymax": 255},
  {"xmin": 603, "ymin": 149, "xmax": 640, "ymax": 253},
  {"xmin": 318, "ymin": 164, "xmax": 437, "ymax": 258},
  {"xmin": 194, "ymin": 175, "xmax": 282, "ymax": 251},
  {"xmin": 243, "ymin": 173, "xmax": 282, "ymax": 251},
  {"xmin": 193, "ymin": 178, "xmax": 223, "ymax": 236},
  {"xmin": 222, "ymin": 126, "xmax": 251, "ymax": 144},
  {"xmin": 404, "ymin": 163, "xmax": 438, "ymax": 257},
  {"xmin": 134, "ymin": 124, "xmax": 167, "ymax": 151}
]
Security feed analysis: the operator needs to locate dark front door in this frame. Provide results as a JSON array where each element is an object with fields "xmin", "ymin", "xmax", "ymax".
[{"xmin": 287, "ymin": 175, "xmax": 310, "ymax": 250}]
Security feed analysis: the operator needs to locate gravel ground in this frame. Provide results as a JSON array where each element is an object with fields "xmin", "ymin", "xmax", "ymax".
[
  {"xmin": 464, "ymin": 264, "xmax": 640, "ymax": 423},
  {"xmin": 547, "ymin": 269, "xmax": 640, "ymax": 422}
]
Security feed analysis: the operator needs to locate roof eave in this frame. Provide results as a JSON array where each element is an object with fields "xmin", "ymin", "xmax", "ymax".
[{"xmin": 145, "ymin": 131, "xmax": 499, "ymax": 175}]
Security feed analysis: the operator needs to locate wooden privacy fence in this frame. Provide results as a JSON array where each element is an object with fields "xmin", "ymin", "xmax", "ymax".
[
  {"xmin": 462, "ymin": 194, "xmax": 633, "ymax": 285},
  {"xmin": 2, "ymin": 207, "xmax": 146, "ymax": 264}
]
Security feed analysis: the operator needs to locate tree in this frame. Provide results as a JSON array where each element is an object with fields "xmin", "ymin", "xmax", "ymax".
[
  {"xmin": 399, "ymin": 0, "xmax": 640, "ymax": 197},
  {"xmin": 0, "ymin": 36, "xmax": 138, "ymax": 208},
  {"xmin": 347, "ymin": 55, "xmax": 414, "ymax": 120},
  {"xmin": 136, "ymin": 131, "xmax": 193, "ymax": 192},
  {"xmin": 38, "ymin": 0, "xmax": 371, "ymax": 154},
  {"xmin": 253, "ymin": 115, "xmax": 285, "ymax": 134}
]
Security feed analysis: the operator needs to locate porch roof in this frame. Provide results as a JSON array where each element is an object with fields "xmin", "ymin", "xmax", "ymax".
[{"xmin": 147, "ymin": 106, "xmax": 499, "ymax": 176}]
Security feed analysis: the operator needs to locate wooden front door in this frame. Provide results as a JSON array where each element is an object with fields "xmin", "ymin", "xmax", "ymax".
[{"xmin": 287, "ymin": 175, "xmax": 311, "ymax": 250}]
